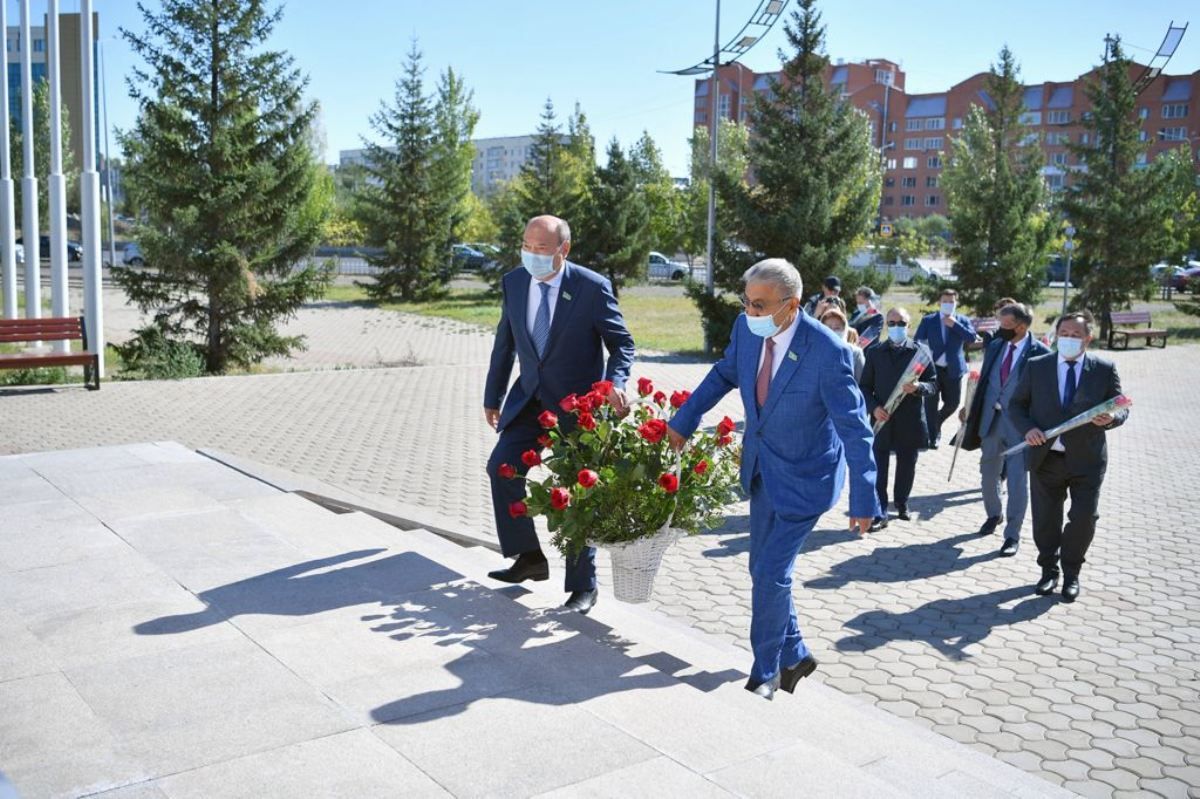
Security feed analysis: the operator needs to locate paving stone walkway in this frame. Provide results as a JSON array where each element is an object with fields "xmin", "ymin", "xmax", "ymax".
[{"xmin": 2, "ymin": 302, "xmax": 1198, "ymax": 798}]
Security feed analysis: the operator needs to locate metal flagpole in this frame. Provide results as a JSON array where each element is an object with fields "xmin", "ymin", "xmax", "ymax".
[
  {"xmin": 19, "ymin": 0, "xmax": 40, "ymax": 321},
  {"xmin": 100, "ymin": 40, "xmax": 116, "ymax": 272},
  {"xmin": 80, "ymin": 0, "xmax": 104, "ymax": 375},
  {"xmin": 0, "ymin": 0, "xmax": 18, "ymax": 319},
  {"xmin": 48, "ymin": 0, "xmax": 70, "ymax": 351}
]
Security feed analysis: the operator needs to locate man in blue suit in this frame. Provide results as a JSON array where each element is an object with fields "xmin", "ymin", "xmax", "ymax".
[
  {"xmin": 483, "ymin": 215, "xmax": 636, "ymax": 614},
  {"xmin": 914, "ymin": 288, "xmax": 976, "ymax": 448},
  {"xmin": 667, "ymin": 259, "xmax": 879, "ymax": 700}
]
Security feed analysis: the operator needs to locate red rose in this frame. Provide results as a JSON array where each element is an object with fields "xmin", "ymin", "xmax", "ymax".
[
  {"xmin": 637, "ymin": 377, "xmax": 654, "ymax": 397},
  {"xmin": 912, "ymin": 363, "xmax": 925, "ymax": 375},
  {"xmin": 559, "ymin": 394, "xmax": 579, "ymax": 413},
  {"xmin": 521, "ymin": 449, "xmax": 542, "ymax": 468},
  {"xmin": 497, "ymin": 463, "xmax": 517, "ymax": 479},
  {"xmin": 969, "ymin": 370, "xmax": 981, "ymax": 382},
  {"xmin": 578, "ymin": 412, "xmax": 597, "ymax": 431},
  {"xmin": 592, "ymin": 380, "xmax": 614, "ymax": 396},
  {"xmin": 537, "ymin": 434, "xmax": 553, "ymax": 448},
  {"xmin": 508, "ymin": 500, "xmax": 528, "ymax": 518},
  {"xmin": 538, "ymin": 410, "xmax": 558, "ymax": 429},
  {"xmin": 577, "ymin": 469, "xmax": 599, "ymax": 488},
  {"xmin": 658, "ymin": 473, "xmax": 679, "ymax": 493},
  {"xmin": 670, "ymin": 390, "xmax": 692, "ymax": 409},
  {"xmin": 638, "ymin": 418, "xmax": 669, "ymax": 444},
  {"xmin": 694, "ymin": 460, "xmax": 709, "ymax": 475},
  {"xmin": 550, "ymin": 487, "xmax": 571, "ymax": 510},
  {"xmin": 653, "ymin": 391, "xmax": 667, "ymax": 407},
  {"xmin": 718, "ymin": 434, "xmax": 733, "ymax": 447},
  {"xmin": 587, "ymin": 389, "xmax": 608, "ymax": 409},
  {"xmin": 717, "ymin": 416, "xmax": 736, "ymax": 436}
]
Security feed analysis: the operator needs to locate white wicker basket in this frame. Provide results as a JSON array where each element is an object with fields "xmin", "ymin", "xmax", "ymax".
[{"xmin": 593, "ymin": 524, "xmax": 682, "ymax": 603}]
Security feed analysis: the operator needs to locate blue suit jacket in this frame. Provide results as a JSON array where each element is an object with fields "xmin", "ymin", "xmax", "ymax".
[
  {"xmin": 484, "ymin": 262, "xmax": 636, "ymax": 431},
  {"xmin": 914, "ymin": 311, "xmax": 976, "ymax": 378},
  {"xmin": 668, "ymin": 313, "xmax": 880, "ymax": 520}
]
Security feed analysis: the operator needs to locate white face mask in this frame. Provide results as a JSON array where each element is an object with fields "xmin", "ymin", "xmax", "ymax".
[
  {"xmin": 941, "ymin": 302, "xmax": 956, "ymax": 316},
  {"xmin": 887, "ymin": 324, "xmax": 908, "ymax": 344},
  {"xmin": 521, "ymin": 248, "xmax": 558, "ymax": 280},
  {"xmin": 857, "ymin": 303, "xmax": 869, "ymax": 315},
  {"xmin": 1057, "ymin": 336, "xmax": 1085, "ymax": 360}
]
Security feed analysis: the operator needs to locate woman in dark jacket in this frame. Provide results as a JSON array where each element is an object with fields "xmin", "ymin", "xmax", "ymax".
[{"xmin": 858, "ymin": 307, "xmax": 938, "ymax": 530}]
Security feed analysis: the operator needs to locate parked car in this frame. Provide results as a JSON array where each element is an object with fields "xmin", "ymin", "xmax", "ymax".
[
  {"xmin": 451, "ymin": 243, "xmax": 488, "ymax": 272},
  {"xmin": 648, "ymin": 251, "xmax": 690, "ymax": 281},
  {"xmin": 1170, "ymin": 265, "xmax": 1200, "ymax": 292},
  {"xmin": 122, "ymin": 242, "xmax": 146, "ymax": 267},
  {"xmin": 1045, "ymin": 255, "xmax": 1075, "ymax": 287},
  {"xmin": 16, "ymin": 235, "xmax": 82, "ymax": 262}
]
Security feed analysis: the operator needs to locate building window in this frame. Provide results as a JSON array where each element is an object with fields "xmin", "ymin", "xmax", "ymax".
[
  {"xmin": 952, "ymin": 117, "xmax": 963, "ymax": 129},
  {"xmin": 886, "ymin": 158, "xmax": 897, "ymax": 170},
  {"xmin": 906, "ymin": 119, "xmax": 923, "ymax": 132},
  {"xmin": 926, "ymin": 176, "xmax": 939, "ymax": 188},
  {"xmin": 926, "ymin": 195, "xmax": 940, "ymax": 207},
  {"xmin": 1019, "ymin": 111, "xmax": 1041, "ymax": 126},
  {"xmin": 905, "ymin": 138, "xmax": 922, "ymax": 150},
  {"xmin": 1138, "ymin": 130, "xmax": 1149, "ymax": 142},
  {"xmin": 1046, "ymin": 174, "xmax": 1064, "ymax": 191},
  {"xmin": 901, "ymin": 176, "xmax": 917, "ymax": 188},
  {"xmin": 1139, "ymin": 107, "xmax": 1150, "ymax": 120},
  {"xmin": 1047, "ymin": 110, "xmax": 1071, "ymax": 125},
  {"xmin": 1051, "ymin": 152, "xmax": 1069, "ymax": 166},
  {"xmin": 888, "ymin": 121, "xmax": 897, "ymax": 133},
  {"xmin": 1019, "ymin": 133, "xmax": 1040, "ymax": 147},
  {"xmin": 1135, "ymin": 152, "xmax": 1148, "ymax": 166},
  {"xmin": 884, "ymin": 195, "xmax": 894, "ymax": 206},
  {"xmin": 33, "ymin": 38, "xmax": 44, "ymax": 53},
  {"xmin": 1163, "ymin": 104, "xmax": 1189, "ymax": 119},
  {"xmin": 718, "ymin": 95, "xmax": 730, "ymax": 118},
  {"xmin": 927, "ymin": 155, "xmax": 942, "ymax": 169},
  {"xmin": 1080, "ymin": 133, "xmax": 1090, "ymax": 145},
  {"xmin": 925, "ymin": 118, "xmax": 945, "ymax": 130},
  {"xmin": 902, "ymin": 157, "xmax": 917, "ymax": 169},
  {"xmin": 876, "ymin": 69, "xmax": 894, "ymax": 86},
  {"xmin": 1161, "ymin": 126, "xmax": 1188, "ymax": 141},
  {"xmin": 924, "ymin": 137, "xmax": 943, "ymax": 150},
  {"xmin": 1046, "ymin": 132, "xmax": 1070, "ymax": 145},
  {"xmin": 901, "ymin": 195, "xmax": 916, "ymax": 207},
  {"xmin": 884, "ymin": 177, "xmax": 895, "ymax": 187}
]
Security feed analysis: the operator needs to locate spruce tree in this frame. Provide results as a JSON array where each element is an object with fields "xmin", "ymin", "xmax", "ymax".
[
  {"xmin": 356, "ymin": 42, "xmax": 454, "ymax": 302},
  {"xmin": 431, "ymin": 67, "xmax": 480, "ymax": 246},
  {"xmin": 574, "ymin": 139, "xmax": 651, "ymax": 295},
  {"xmin": 515, "ymin": 99, "xmax": 575, "ymax": 219},
  {"xmin": 630, "ymin": 130, "xmax": 683, "ymax": 258},
  {"xmin": 713, "ymin": 0, "xmax": 879, "ymax": 347},
  {"xmin": 941, "ymin": 46, "xmax": 1052, "ymax": 314},
  {"xmin": 1061, "ymin": 37, "xmax": 1192, "ymax": 338},
  {"xmin": 10, "ymin": 79, "xmax": 78, "ymax": 230},
  {"xmin": 117, "ymin": 0, "xmax": 332, "ymax": 374}
]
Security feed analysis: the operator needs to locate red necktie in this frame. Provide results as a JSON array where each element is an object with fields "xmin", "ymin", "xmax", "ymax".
[
  {"xmin": 999, "ymin": 343, "xmax": 1016, "ymax": 386},
  {"xmin": 756, "ymin": 338, "xmax": 775, "ymax": 408}
]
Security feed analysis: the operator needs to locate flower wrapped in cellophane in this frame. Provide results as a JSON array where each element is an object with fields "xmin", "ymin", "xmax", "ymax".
[
  {"xmin": 1002, "ymin": 395, "xmax": 1133, "ymax": 457},
  {"xmin": 872, "ymin": 346, "xmax": 934, "ymax": 434}
]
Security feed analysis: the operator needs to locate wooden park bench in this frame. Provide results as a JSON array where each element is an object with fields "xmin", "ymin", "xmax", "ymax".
[
  {"xmin": 1107, "ymin": 311, "xmax": 1169, "ymax": 350},
  {"xmin": 0, "ymin": 316, "xmax": 101, "ymax": 390},
  {"xmin": 966, "ymin": 316, "xmax": 998, "ymax": 353}
]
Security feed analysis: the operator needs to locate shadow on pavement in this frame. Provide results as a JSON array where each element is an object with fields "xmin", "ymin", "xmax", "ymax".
[
  {"xmin": 804, "ymin": 532, "xmax": 998, "ymax": 590},
  {"xmin": 906, "ymin": 487, "xmax": 983, "ymax": 522}
]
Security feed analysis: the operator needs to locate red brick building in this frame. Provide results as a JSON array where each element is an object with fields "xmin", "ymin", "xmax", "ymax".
[{"xmin": 693, "ymin": 58, "xmax": 1200, "ymax": 220}]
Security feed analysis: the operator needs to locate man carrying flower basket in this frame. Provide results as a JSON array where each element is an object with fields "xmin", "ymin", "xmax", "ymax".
[
  {"xmin": 666, "ymin": 259, "xmax": 879, "ymax": 701},
  {"xmin": 482, "ymin": 215, "xmax": 636, "ymax": 614}
]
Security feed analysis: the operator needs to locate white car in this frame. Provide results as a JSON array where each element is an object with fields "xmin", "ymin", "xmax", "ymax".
[
  {"xmin": 122, "ymin": 242, "xmax": 145, "ymax": 267},
  {"xmin": 648, "ymin": 251, "xmax": 691, "ymax": 281}
]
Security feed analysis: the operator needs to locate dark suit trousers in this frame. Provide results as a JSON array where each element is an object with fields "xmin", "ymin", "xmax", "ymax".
[
  {"xmin": 1029, "ymin": 451, "xmax": 1103, "ymax": 576},
  {"xmin": 873, "ymin": 438, "xmax": 918, "ymax": 512},
  {"xmin": 925, "ymin": 369, "xmax": 961, "ymax": 444},
  {"xmin": 486, "ymin": 401, "xmax": 597, "ymax": 592}
]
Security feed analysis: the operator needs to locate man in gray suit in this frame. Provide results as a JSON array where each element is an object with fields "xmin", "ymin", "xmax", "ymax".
[{"xmin": 960, "ymin": 304, "xmax": 1050, "ymax": 556}]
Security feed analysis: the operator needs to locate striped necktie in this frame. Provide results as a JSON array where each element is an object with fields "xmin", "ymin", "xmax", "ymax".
[{"xmin": 532, "ymin": 282, "xmax": 552, "ymax": 358}]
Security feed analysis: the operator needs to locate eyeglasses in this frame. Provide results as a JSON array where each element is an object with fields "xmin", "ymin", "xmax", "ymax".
[
  {"xmin": 739, "ymin": 294, "xmax": 792, "ymax": 315},
  {"xmin": 886, "ymin": 321, "xmax": 908, "ymax": 328}
]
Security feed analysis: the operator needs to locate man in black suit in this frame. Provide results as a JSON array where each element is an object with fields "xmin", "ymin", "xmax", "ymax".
[
  {"xmin": 859, "ymin": 307, "xmax": 938, "ymax": 531},
  {"xmin": 1008, "ymin": 311, "xmax": 1129, "ymax": 603}
]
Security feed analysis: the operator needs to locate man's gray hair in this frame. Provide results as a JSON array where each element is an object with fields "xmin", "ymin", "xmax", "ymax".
[
  {"xmin": 743, "ymin": 258, "xmax": 803, "ymax": 299},
  {"xmin": 554, "ymin": 218, "xmax": 571, "ymax": 243}
]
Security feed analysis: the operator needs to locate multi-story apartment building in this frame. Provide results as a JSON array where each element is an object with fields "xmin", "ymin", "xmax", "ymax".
[{"xmin": 694, "ymin": 57, "xmax": 1199, "ymax": 220}]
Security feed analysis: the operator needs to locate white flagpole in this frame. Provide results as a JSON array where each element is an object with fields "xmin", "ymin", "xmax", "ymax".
[
  {"xmin": 80, "ymin": 0, "xmax": 104, "ymax": 375},
  {"xmin": 19, "ymin": 0, "xmax": 40, "ymax": 322},
  {"xmin": 48, "ymin": 0, "xmax": 70, "ymax": 350},
  {"xmin": 0, "ymin": 1, "xmax": 18, "ymax": 319}
]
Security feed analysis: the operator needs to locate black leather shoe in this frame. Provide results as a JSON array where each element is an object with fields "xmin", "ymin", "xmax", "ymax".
[
  {"xmin": 895, "ymin": 507, "xmax": 911, "ymax": 521},
  {"xmin": 869, "ymin": 516, "xmax": 889, "ymax": 532},
  {"xmin": 487, "ymin": 552, "xmax": 549, "ymax": 584},
  {"xmin": 563, "ymin": 589, "xmax": 598, "ymax": 615},
  {"xmin": 978, "ymin": 516, "xmax": 1003, "ymax": 536},
  {"xmin": 745, "ymin": 673, "xmax": 781, "ymax": 701},
  {"xmin": 780, "ymin": 655, "xmax": 818, "ymax": 693},
  {"xmin": 1035, "ymin": 571, "xmax": 1060, "ymax": 596},
  {"xmin": 999, "ymin": 538, "xmax": 1019, "ymax": 557},
  {"xmin": 1062, "ymin": 575, "xmax": 1080, "ymax": 603}
]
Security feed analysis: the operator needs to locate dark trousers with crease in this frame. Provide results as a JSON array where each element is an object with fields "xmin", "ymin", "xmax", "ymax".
[
  {"xmin": 486, "ymin": 400, "xmax": 596, "ymax": 592},
  {"xmin": 1029, "ymin": 450, "xmax": 1103, "ymax": 577},
  {"xmin": 873, "ymin": 438, "xmax": 918, "ymax": 513},
  {"xmin": 925, "ymin": 369, "xmax": 962, "ymax": 445}
]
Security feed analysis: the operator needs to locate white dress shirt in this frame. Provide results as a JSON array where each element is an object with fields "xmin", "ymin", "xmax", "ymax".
[
  {"xmin": 1051, "ymin": 352, "xmax": 1084, "ymax": 452},
  {"xmin": 526, "ymin": 267, "xmax": 565, "ymax": 340},
  {"xmin": 756, "ymin": 310, "xmax": 800, "ymax": 381}
]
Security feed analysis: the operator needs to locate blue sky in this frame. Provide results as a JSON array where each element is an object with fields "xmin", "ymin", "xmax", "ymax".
[{"xmin": 56, "ymin": 1, "xmax": 1200, "ymax": 175}]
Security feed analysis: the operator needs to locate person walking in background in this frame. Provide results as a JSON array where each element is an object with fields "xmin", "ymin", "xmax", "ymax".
[
  {"xmin": 803, "ymin": 275, "xmax": 842, "ymax": 316},
  {"xmin": 820, "ymin": 308, "xmax": 864, "ymax": 381},
  {"xmin": 959, "ymin": 303, "xmax": 1050, "ymax": 556},
  {"xmin": 483, "ymin": 214, "xmax": 636, "ymax": 615},
  {"xmin": 1008, "ymin": 311, "xmax": 1129, "ymax": 603},
  {"xmin": 977, "ymin": 297, "xmax": 1018, "ymax": 349},
  {"xmin": 850, "ymin": 287, "xmax": 884, "ymax": 347},
  {"xmin": 859, "ymin": 308, "xmax": 938, "ymax": 531},
  {"xmin": 915, "ymin": 288, "xmax": 976, "ymax": 448}
]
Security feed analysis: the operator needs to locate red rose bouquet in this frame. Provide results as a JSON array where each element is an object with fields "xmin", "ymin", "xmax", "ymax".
[
  {"xmin": 500, "ymin": 378, "xmax": 741, "ymax": 566},
  {"xmin": 872, "ymin": 347, "xmax": 934, "ymax": 434}
]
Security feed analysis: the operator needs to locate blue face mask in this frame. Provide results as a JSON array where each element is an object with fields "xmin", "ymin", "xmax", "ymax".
[
  {"xmin": 747, "ymin": 311, "xmax": 782, "ymax": 338},
  {"xmin": 1056, "ymin": 336, "xmax": 1084, "ymax": 360},
  {"xmin": 887, "ymin": 324, "xmax": 908, "ymax": 344},
  {"xmin": 940, "ymin": 302, "xmax": 956, "ymax": 316},
  {"xmin": 521, "ymin": 248, "xmax": 558, "ymax": 280}
]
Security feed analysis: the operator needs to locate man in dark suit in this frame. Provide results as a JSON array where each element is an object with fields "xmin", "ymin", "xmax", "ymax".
[
  {"xmin": 914, "ymin": 288, "xmax": 976, "ymax": 448},
  {"xmin": 959, "ymin": 303, "xmax": 1050, "ymax": 555},
  {"xmin": 1008, "ymin": 311, "xmax": 1128, "ymax": 603},
  {"xmin": 859, "ymin": 307, "xmax": 938, "ymax": 531},
  {"xmin": 483, "ymin": 215, "xmax": 636, "ymax": 614},
  {"xmin": 803, "ymin": 275, "xmax": 842, "ymax": 316},
  {"xmin": 850, "ymin": 287, "xmax": 884, "ymax": 347}
]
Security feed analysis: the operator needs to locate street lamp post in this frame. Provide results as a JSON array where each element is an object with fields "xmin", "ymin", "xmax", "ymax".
[{"xmin": 1062, "ymin": 224, "xmax": 1075, "ymax": 317}]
